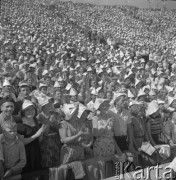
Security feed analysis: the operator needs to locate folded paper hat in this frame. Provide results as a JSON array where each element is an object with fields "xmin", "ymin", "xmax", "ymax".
[
  {"xmin": 22, "ymin": 100, "xmax": 34, "ymax": 110},
  {"xmin": 94, "ymin": 98, "xmax": 109, "ymax": 110},
  {"xmin": 146, "ymin": 100, "xmax": 159, "ymax": 116},
  {"xmin": 69, "ymin": 88, "xmax": 77, "ymax": 96}
]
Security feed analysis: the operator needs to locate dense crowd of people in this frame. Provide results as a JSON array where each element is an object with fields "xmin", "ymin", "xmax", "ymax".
[{"xmin": 1, "ymin": 0, "xmax": 176, "ymax": 179}]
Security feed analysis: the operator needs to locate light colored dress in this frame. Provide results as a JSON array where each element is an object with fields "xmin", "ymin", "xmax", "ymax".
[{"xmin": 93, "ymin": 116, "xmax": 116, "ymax": 158}]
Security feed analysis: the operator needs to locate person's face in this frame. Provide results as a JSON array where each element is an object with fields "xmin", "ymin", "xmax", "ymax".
[
  {"xmin": 24, "ymin": 106, "xmax": 35, "ymax": 118},
  {"xmin": 4, "ymin": 85, "xmax": 12, "ymax": 92},
  {"xmin": 43, "ymin": 102, "xmax": 54, "ymax": 113},
  {"xmin": 45, "ymin": 78, "xmax": 51, "ymax": 85},
  {"xmin": 55, "ymin": 90, "xmax": 62, "ymax": 99},
  {"xmin": 21, "ymin": 86, "xmax": 30, "ymax": 97},
  {"xmin": 27, "ymin": 78, "xmax": 33, "ymax": 85},
  {"xmin": 98, "ymin": 92, "xmax": 105, "ymax": 99},
  {"xmin": 106, "ymin": 92, "xmax": 112, "ymax": 101},
  {"xmin": 99, "ymin": 101, "xmax": 110, "ymax": 112},
  {"xmin": 4, "ymin": 128, "xmax": 17, "ymax": 140},
  {"xmin": 115, "ymin": 96, "xmax": 126, "ymax": 111},
  {"xmin": 1, "ymin": 102, "xmax": 14, "ymax": 117},
  {"xmin": 171, "ymin": 100, "xmax": 176, "ymax": 110},
  {"xmin": 70, "ymin": 95, "xmax": 77, "ymax": 102},
  {"xmin": 40, "ymin": 87, "xmax": 47, "ymax": 94},
  {"xmin": 91, "ymin": 80, "xmax": 96, "ymax": 87}
]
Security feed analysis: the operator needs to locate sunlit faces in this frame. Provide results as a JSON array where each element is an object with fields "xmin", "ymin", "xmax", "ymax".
[
  {"xmin": 3, "ymin": 127, "xmax": 17, "ymax": 140},
  {"xmin": 20, "ymin": 86, "xmax": 31, "ymax": 98},
  {"xmin": 106, "ymin": 91, "xmax": 113, "ymax": 101},
  {"xmin": 114, "ymin": 96, "xmax": 126, "ymax": 111},
  {"xmin": 24, "ymin": 106, "xmax": 36, "ymax": 118},
  {"xmin": 70, "ymin": 95, "xmax": 77, "ymax": 102},
  {"xmin": 1, "ymin": 102, "xmax": 14, "ymax": 117},
  {"xmin": 3, "ymin": 85, "xmax": 13, "ymax": 92},
  {"xmin": 40, "ymin": 86, "xmax": 47, "ymax": 95},
  {"xmin": 55, "ymin": 90, "xmax": 62, "ymax": 99}
]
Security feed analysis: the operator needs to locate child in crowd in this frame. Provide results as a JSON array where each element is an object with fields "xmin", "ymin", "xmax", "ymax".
[{"xmin": 0, "ymin": 120, "xmax": 26, "ymax": 180}]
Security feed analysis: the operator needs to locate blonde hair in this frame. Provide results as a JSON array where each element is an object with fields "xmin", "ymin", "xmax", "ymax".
[{"xmin": 1, "ymin": 121, "xmax": 17, "ymax": 132}]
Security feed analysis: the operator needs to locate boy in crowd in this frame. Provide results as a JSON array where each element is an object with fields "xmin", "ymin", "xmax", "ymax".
[{"xmin": 0, "ymin": 120, "xmax": 26, "ymax": 180}]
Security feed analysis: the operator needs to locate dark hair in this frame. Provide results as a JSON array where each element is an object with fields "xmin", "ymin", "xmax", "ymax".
[{"xmin": 0, "ymin": 97, "xmax": 15, "ymax": 107}]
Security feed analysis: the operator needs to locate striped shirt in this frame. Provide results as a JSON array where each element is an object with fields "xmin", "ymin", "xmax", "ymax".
[{"xmin": 149, "ymin": 116, "xmax": 162, "ymax": 135}]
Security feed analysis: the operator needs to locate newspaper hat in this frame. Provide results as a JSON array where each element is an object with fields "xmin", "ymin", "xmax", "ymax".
[
  {"xmin": 137, "ymin": 89, "xmax": 146, "ymax": 98},
  {"xmin": 3, "ymin": 79, "xmax": 11, "ymax": 87},
  {"xmin": 22, "ymin": 100, "xmax": 34, "ymax": 110},
  {"xmin": 54, "ymin": 81, "xmax": 61, "ymax": 88},
  {"xmin": 127, "ymin": 89, "xmax": 135, "ymax": 98},
  {"xmin": 168, "ymin": 96, "xmax": 176, "ymax": 106},
  {"xmin": 39, "ymin": 83, "xmax": 47, "ymax": 89},
  {"xmin": 77, "ymin": 103, "xmax": 91, "ymax": 118},
  {"xmin": 146, "ymin": 100, "xmax": 159, "ymax": 116},
  {"xmin": 94, "ymin": 98, "xmax": 109, "ymax": 110},
  {"xmin": 165, "ymin": 85, "xmax": 174, "ymax": 93},
  {"xmin": 69, "ymin": 88, "xmax": 77, "ymax": 96},
  {"xmin": 91, "ymin": 88, "xmax": 98, "ymax": 96}
]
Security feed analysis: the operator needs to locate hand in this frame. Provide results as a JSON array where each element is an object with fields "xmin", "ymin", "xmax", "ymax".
[
  {"xmin": 4, "ymin": 169, "xmax": 13, "ymax": 178},
  {"xmin": 77, "ymin": 125, "xmax": 85, "ymax": 137},
  {"xmin": 169, "ymin": 139, "xmax": 175, "ymax": 146},
  {"xmin": 35, "ymin": 124, "xmax": 48, "ymax": 138}
]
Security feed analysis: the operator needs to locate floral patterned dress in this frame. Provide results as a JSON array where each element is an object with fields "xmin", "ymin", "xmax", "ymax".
[
  {"xmin": 93, "ymin": 116, "xmax": 116, "ymax": 158},
  {"xmin": 59, "ymin": 121, "xmax": 85, "ymax": 164}
]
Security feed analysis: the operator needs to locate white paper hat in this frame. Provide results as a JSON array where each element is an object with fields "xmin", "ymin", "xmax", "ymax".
[
  {"xmin": 146, "ymin": 100, "xmax": 159, "ymax": 116},
  {"xmin": 69, "ymin": 88, "xmax": 77, "ymax": 96},
  {"xmin": 58, "ymin": 76, "xmax": 63, "ymax": 82},
  {"xmin": 149, "ymin": 89, "xmax": 156, "ymax": 96},
  {"xmin": 128, "ymin": 89, "xmax": 135, "ymax": 98},
  {"xmin": 157, "ymin": 99, "xmax": 165, "ymax": 105},
  {"xmin": 96, "ymin": 87, "xmax": 102, "ymax": 92},
  {"xmin": 22, "ymin": 100, "xmax": 34, "ymax": 110},
  {"xmin": 62, "ymin": 104, "xmax": 77, "ymax": 120},
  {"xmin": 54, "ymin": 81, "xmax": 61, "ymax": 88},
  {"xmin": 87, "ymin": 67, "xmax": 93, "ymax": 72},
  {"xmin": 42, "ymin": 70, "xmax": 49, "ymax": 76},
  {"xmin": 39, "ymin": 83, "xmax": 47, "ymax": 89},
  {"xmin": 65, "ymin": 83, "xmax": 72, "ymax": 91},
  {"xmin": 135, "ymin": 79, "xmax": 141, "ymax": 87},
  {"xmin": 168, "ymin": 96, "xmax": 176, "ymax": 106},
  {"xmin": 137, "ymin": 89, "xmax": 146, "ymax": 98},
  {"xmin": 3, "ymin": 79, "xmax": 11, "ymax": 87},
  {"xmin": 91, "ymin": 88, "xmax": 98, "ymax": 96},
  {"xmin": 165, "ymin": 85, "xmax": 174, "ymax": 93},
  {"xmin": 38, "ymin": 96, "xmax": 51, "ymax": 107},
  {"xmin": 78, "ymin": 103, "xmax": 88, "ymax": 118}
]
